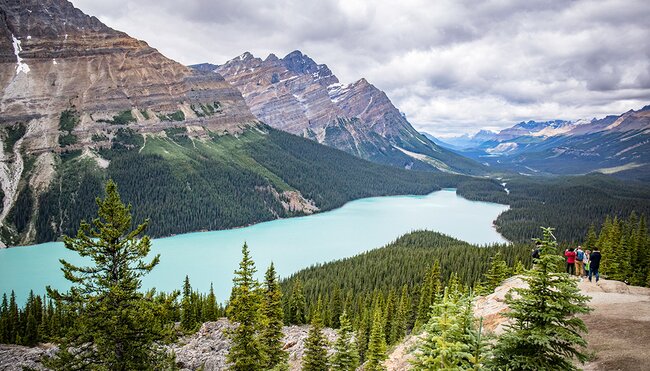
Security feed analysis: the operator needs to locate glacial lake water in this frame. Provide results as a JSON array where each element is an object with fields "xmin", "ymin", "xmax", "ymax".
[{"xmin": 0, "ymin": 189, "xmax": 509, "ymax": 304}]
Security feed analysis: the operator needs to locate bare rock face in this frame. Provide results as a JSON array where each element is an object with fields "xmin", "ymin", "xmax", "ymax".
[
  {"xmin": 172, "ymin": 319, "xmax": 337, "ymax": 371},
  {"xmin": 206, "ymin": 51, "xmax": 483, "ymax": 174},
  {"xmin": 0, "ymin": 319, "xmax": 339, "ymax": 371},
  {"xmin": 0, "ymin": 343, "xmax": 56, "ymax": 370},
  {"xmin": 0, "ymin": 0, "xmax": 257, "ymax": 233}
]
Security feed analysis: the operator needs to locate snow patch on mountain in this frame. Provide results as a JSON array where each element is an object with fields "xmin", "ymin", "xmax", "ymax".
[
  {"xmin": 486, "ymin": 142, "xmax": 518, "ymax": 154},
  {"xmin": 12, "ymin": 34, "xmax": 30, "ymax": 74},
  {"xmin": 327, "ymin": 83, "xmax": 350, "ymax": 102}
]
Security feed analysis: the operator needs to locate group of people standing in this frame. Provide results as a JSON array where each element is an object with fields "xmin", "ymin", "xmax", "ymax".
[
  {"xmin": 531, "ymin": 242, "xmax": 602, "ymax": 282},
  {"xmin": 564, "ymin": 246, "xmax": 601, "ymax": 283}
]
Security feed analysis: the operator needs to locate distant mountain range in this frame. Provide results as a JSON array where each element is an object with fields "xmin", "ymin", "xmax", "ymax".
[
  {"xmin": 191, "ymin": 52, "xmax": 484, "ymax": 175},
  {"xmin": 425, "ymin": 106, "xmax": 650, "ymax": 180}
]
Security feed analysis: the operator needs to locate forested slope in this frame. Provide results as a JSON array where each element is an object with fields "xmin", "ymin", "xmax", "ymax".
[
  {"xmin": 457, "ymin": 174, "xmax": 650, "ymax": 243},
  {"xmin": 28, "ymin": 125, "xmax": 469, "ymax": 243}
]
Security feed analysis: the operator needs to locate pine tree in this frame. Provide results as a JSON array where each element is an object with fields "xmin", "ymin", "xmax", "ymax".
[
  {"xmin": 0, "ymin": 293, "xmax": 9, "ymax": 343},
  {"xmin": 24, "ymin": 312, "xmax": 38, "ymax": 346},
  {"xmin": 489, "ymin": 227, "xmax": 591, "ymax": 370},
  {"xmin": 482, "ymin": 251, "xmax": 511, "ymax": 294},
  {"xmin": 226, "ymin": 243, "xmax": 266, "ymax": 370},
  {"xmin": 329, "ymin": 287, "xmax": 343, "ymax": 329},
  {"xmin": 203, "ymin": 283, "xmax": 217, "ymax": 322},
  {"xmin": 261, "ymin": 262, "xmax": 288, "ymax": 369},
  {"xmin": 365, "ymin": 305, "xmax": 387, "ymax": 371},
  {"xmin": 289, "ymin": 278, "xmax": 307, "ymax": 325},
  {"xmin": 390, "ymin": 285, "xmax": 409, "ymax": 344},
  {"xmin": 585, "ymin": 223, "xmax": 598, "ymax": 251},
  {"xmin": 356, "ymin": 306, "xmax": 371, "ymax": 362},
  {"xmin": 415, "ymin": 261, "xmax": 441, "ymax": 329},
  {"xmin": 513, "ymin": 259, "xmax": 526, "ymax": 275},
  {"xmin": 8, "ymin": 291, "xmax": 17, "ymax": 344},
  {"xmin": 44, "ymin": 180, "xmax": 173, "ymax": 369},
  {"xmin": 181, "ymin": 275, "xmax": 195, "ymax": 331},
  {"xmin": 383, "ymin": 289, "xmax": 396, "ymax": 344},
  {"xmin": 411, "ymin": 288, "xmax": 472, "ymax": 370},
  {"xmin": 303, "ymin": 310, "xmax": 329, "ymax": 371},
  {"xmin": 330, "ymin": 311, "xmax": 359, "ymax": 371}
]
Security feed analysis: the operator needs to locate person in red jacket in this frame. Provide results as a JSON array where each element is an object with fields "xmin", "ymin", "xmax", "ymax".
[{"xmin": 564, "ymin": 247, "xmax": 576, "ymax": 275}]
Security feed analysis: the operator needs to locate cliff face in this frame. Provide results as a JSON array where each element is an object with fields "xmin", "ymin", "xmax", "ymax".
[
  {"xmin": 0, "ymin": 0, "xmax": 257, "ymax": 235},
  {"xmin": 0, "ymin": 0, "xmax": 255, "ymax": 139},
  {"xmin": 206, "ymin": 51, "xmax": 484, "ymax": 174}
]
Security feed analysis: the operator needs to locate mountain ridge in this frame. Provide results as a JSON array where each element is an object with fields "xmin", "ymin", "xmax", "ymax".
[
  {"xmin": 428, "ymin": 106, "xmax": 650, "ymax": 179},
  {"xmin": 192, "ymin": 51, "xmax": 485, "ymax": 175}
]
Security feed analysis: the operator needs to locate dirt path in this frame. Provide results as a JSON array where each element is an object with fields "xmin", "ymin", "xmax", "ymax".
[{"xmin": 579, "ymin": 280, "xmax": 650, "ymax": 371}]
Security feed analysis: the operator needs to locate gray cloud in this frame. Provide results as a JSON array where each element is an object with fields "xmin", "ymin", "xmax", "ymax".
[{"xmin": 71, "ymin": 0, "xmax": 650, "ymax": 136}]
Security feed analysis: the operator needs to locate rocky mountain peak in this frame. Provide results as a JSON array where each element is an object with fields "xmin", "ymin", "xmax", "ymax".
[
  {"xmin": 264, "ymin": 53, "xmax": 279, "ymax": 62},
  {"xmin": 209, "ymin": 50, "xmax": 484, "ymax": 174},
  {"xmin": 238, "ymin": 51, "xmax": 254, "ymax": 61},
  {"xmin": 0, "ymin": 0, "xmax": 258, "ymax": 230},
  {"xmin": 281, "ymin": 50, "xmax": 318, "ymax": 73}
]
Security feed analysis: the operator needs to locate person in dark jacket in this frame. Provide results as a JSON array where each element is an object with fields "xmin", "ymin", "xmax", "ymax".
[{"xmin": 589, "ymin": 247, "xmax": 602, "ymax": 283}]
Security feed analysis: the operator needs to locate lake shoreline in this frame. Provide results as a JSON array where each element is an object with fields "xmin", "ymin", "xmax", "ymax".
[{"xmin": 1, "ymin": 189, "xmax": 509, "ymax": 304}]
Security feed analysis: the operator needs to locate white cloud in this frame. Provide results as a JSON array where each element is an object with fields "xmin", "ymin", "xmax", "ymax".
[{"xmin": 71, "ymin": 0, "xmax": 650, "ymax": 136}]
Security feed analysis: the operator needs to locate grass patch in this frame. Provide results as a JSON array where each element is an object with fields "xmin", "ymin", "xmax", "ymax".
[
  {"xmin": 59, "ymin": 109, "xmax": 79, "ymax": 132},
  {"xmin": 59, "ymin": 109, "xmax": 80, "ymax": 147},
  {"xmin": 112, "ymin": 110, "xmax": 136, "ymax": 125},
  {"xmin": 3, "ymin": 122, "xmax": 26, "ymax": 152},
  {"xmin": 92, "ymin": 133, "xmax": 109, "ymax": 142},
  {"xmin": 157, "ymin": 110, "xmax": 185, "ymax": 122}
]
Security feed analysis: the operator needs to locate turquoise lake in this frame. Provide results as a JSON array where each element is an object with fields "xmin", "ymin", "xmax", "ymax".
[{"xmin": 0, "ymin": 189, "xmax": 509, "ymax": 304}]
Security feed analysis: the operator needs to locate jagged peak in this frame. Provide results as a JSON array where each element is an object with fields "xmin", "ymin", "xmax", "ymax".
[
  {"xmin": 265, "ymin": 53, "xmax": 279, "ymax": 62},
  {"xmin": 354, "ymin": 77, "xmax": 371, "ymax": 86},
  {"xmin": 281, "ymin": 50, "xmax": 319, "ymax": 74},
  {"xmin": 2, "ymin": 0, "xmax": 125, "ymax": 41},
  {"xmin": 238, "ymin": 51, "xmax": 254, "ymax": 61}
]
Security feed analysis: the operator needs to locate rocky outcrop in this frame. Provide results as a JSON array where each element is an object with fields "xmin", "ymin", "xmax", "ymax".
[
  {"xmin": 0, "ymin": 319, "xmax": 338, "ymax": 371},
  {"xmin": 172, "ymin": 319, "xmax": 337, "ymax": 371},
  {"xmin": 200, "ymin": 51, "xmax": 484, "ymax": 174},
  {"xmin": 0, "ymin": 0, "xmax": 258, "ymax": 235},
  {"xmin": 0, "ymin": 343, "xmax": 55, "ymax": 370},
  {"xmin": 384, "ymin": 277, "xmax": 650, "ymax": 370}
]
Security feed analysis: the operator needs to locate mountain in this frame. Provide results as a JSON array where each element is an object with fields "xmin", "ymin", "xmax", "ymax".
[
  {"xmin": 428, "ymin": 130, "xmax": 498, "ymax": 150},
  {"xmin": 420, "ymin": 132, "xmax": 463, "ymax": 151},
  {"xmin": 450, "ymin": 108, "xmax": 650, "ymax": 179},
  {"xmin": 192, "ymin": 51, "xmax": 485, "ymax": 175},
  {"xmin": 0, "ymin": 0, "xmax": 471, "ymax": 246}
]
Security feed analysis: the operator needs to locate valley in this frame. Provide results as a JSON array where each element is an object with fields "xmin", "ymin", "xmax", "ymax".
[
  {"xmin": 0, "ymin": 189, "xmax": 509, "ymax": 305},
  {"xmin": 1, "ymin": 0, "xmax": 649, "ymax": 370}
]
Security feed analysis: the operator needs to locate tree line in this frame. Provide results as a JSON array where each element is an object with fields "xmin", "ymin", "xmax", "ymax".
[{"xmin": 457, "ymin": 173, "xmax": 650, "ymax": 243}]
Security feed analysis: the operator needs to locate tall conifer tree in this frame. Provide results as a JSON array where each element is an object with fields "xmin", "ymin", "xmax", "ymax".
[
  {"xmin": 261, "ymin": 262, "xmax": 288, "ymax": 369},
  {"xmin": 330, "ymin": 311, "xmax": 359, "ymax": 371},
  {"xmin": 226, "ymin": 243, "xmax": 266, "ymax": 370},
  {"xmin": 289, "ymin": 279, "xmax": 307, "ymax": 325},
  {"xmin": 489, "ymin": 227, "xmax": 591, "ymax": 370},
  {"xmin": 44, "ymin": 180, "xmax": 172, "ymax": 369},
  {"xmin": 303, "ymin": 309, "xmax": 329, "ymax": 371},
  {"xmin": 365, "ymin": 306, "xmax": 387, "ymax": 371}
]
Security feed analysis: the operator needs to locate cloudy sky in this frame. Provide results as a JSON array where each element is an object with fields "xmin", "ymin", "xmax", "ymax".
[{"xmin": 74, "ymin": 0, "xmax": 650, "ymax": 137}]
